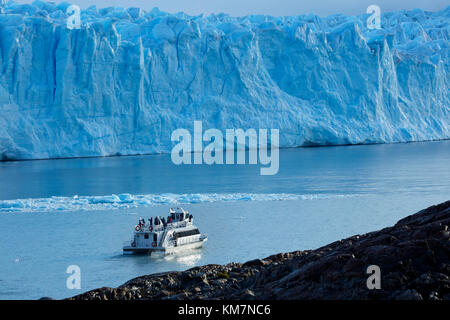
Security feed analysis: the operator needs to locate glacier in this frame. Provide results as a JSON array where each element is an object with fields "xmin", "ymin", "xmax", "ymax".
[{"xmin": 0, "ymin": 1, "xmax": 449, "ymax": 160}]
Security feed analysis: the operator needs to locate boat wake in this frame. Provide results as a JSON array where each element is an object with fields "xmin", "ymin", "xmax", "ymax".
[{"xmin": 0, "ymin": 192, "xmax": 359, "ymax": 213}]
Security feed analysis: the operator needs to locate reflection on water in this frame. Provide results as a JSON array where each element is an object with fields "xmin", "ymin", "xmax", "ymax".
[
  {"xmin": 116, "ymin": 248, "xmax": 204, "ymax": 268},
  {"xmin": 164, "ymin": 251, "xmax": 203, "ymax": 266}
]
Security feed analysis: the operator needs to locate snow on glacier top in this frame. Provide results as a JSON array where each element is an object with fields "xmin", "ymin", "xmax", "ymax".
[{"xmin": 1, "ymin": 1, "xmax": 449, "ymax": 63}]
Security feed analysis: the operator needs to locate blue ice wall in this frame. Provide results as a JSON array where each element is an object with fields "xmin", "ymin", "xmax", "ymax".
[{"xmin": 0, "ymin": 2, "xmax": 449, "ymax": 159}]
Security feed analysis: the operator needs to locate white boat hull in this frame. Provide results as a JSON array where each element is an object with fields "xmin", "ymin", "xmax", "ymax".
[{"xmin": 123, "ymin": 238, "xmax": 207, "ymax": 255}]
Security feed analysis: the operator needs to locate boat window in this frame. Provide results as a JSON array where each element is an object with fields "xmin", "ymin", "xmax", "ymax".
[
  {"xmin": 144, "ymin": 234, "xmax": 149, "ymax": 239},
  {"xmin": 153, "ymin": 234, "xmax": 157, "ymax": 242},
  {"xmin": 173, "ymin": 229, "xmax": 200, "ymax": 239}
]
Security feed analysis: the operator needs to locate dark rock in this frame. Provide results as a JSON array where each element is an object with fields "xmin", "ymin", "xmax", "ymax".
[
  {"xmin": 243, "ymin": 259, "xmax": 269, "ymax": 267},
  {"xmin": 428, "ymin": 291, "xmax": 440, "ymax": 300},
  {"xmin": 394, "ymin": 289, "xmax": 423, "ymax": 300},
  {"xmin": 243, "ymin": 289, "xmax": 255, "ymax": 298}
]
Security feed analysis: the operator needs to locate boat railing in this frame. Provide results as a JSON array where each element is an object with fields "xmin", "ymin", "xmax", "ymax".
[
  {"xmin": 168, "ymin": 221, "xmax": 188, "ymax": 229},
  {"xmin": 135, "ymin": 225, "xmax": 164, "ymax": 233},
  {"xmin": 134, "ymin": 220, "xmax": 190, "ymax": 233}
]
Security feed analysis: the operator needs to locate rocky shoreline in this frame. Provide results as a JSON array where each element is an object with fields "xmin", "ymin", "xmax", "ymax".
[{"xmin": 69, "ymin": 201, "xmax": 450, "ymax": 300}]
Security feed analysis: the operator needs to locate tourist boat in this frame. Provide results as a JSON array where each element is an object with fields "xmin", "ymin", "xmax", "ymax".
[{"xmin": 123, "ymin": 208, "xmax": 207, "ymax": 254}]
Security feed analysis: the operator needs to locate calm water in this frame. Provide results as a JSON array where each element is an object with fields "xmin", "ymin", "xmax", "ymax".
[{"xmin": 0, "ymin": 141, "xmax": 449, "ymax": 299}]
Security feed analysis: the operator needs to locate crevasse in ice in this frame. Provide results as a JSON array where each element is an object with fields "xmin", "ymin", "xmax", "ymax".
[{"xmin": 0, "ymin": 1, "xmax": 449, "ymax": 160}]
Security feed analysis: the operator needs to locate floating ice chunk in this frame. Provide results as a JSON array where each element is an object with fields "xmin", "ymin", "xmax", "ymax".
[{"xmin": 0, "ymin": 192, "xmax": 356, "ymax": 213}]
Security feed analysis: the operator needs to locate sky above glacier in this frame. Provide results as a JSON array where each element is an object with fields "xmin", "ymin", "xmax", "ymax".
[{"xmin": 12, "ymin": 0, "xmax": 449, "ymax": 16}]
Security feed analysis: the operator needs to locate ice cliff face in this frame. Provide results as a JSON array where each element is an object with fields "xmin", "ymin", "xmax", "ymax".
[{"xmin": 0, "ymin": 1, "xmax": 449, "ymax": 160}]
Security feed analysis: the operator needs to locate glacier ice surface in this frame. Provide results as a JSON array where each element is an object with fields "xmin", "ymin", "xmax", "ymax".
[{"xmin": 0, "ymin": 2, "xmax": 449, "ymax": 160}]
